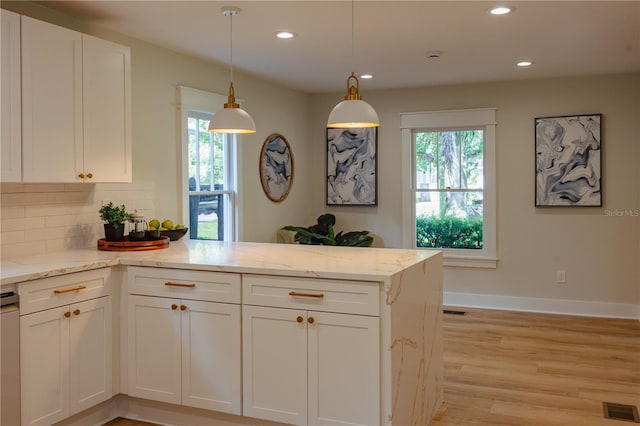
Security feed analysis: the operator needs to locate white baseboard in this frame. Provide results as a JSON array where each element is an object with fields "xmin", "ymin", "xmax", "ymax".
[{"xmin": 444, "ymin": 291, "xmax": 640, "ymax": 320}]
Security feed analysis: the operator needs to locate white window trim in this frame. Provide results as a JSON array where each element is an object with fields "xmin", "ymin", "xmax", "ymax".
[
  {"xmin": 401, "ymin": 108, "xmax": 497, "ymax": 269},
  {"xmin": 176, "ymin": 85, "xmax": 244, "ymax": 241}
]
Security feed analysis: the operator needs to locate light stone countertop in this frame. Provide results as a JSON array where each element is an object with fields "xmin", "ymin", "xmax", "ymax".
[{"xmin": 1, "ymin": 240, "xmax": 440, "ymax": 286}]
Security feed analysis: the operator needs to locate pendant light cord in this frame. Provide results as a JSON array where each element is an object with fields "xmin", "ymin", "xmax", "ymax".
[
  {"xmin": 229, "ymin": 11, "xmax": 234, "ymax": 83},
  {"xmin": 351, "ymin": 0, "xmax": 355, "ymax": 72}
]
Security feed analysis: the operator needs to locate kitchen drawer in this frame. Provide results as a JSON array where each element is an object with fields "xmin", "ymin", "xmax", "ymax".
[
  {"xmin": 18, "ymin": 268, "xmax": 111, "ymax": 315},
  {"xmin": 127, "ymin": 266, "xmax": 240, "ymax": 304},
  {"xmin": 242, "ymin": 275, "xmax": 379, "ymax": 316}
]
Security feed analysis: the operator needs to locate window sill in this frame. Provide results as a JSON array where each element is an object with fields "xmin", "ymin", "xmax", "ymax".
[{"xmin": 443, "ymin": 255, "xmax": 498, "ymax": 269}]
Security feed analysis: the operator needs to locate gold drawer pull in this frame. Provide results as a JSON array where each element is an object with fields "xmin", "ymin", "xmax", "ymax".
[
  {"xmin": 289, "ymin": 291, "xmax": 324, "ymax": 299},
  {"xmin": 171, "ymin": 304, "xmax": 178, "ymax": 310},
  {"xmin": 297, "ymin": 316, "xmax": 304, "ymax": 323},
  {"xmin": 86, "ymin": 173, "xmax": 93, "ymax": 179},
  {"xmin": 64, "ymin": 311, "xmax": 71, "ymax": 318},
  {"xmin": 54, "ymin": 285, "xmax": 86, "ymax": 294},
  {"xmin": 164, "ymin": 282, "xmax": 196, "ymax": 288},
  {"xmin": 78, "ymin": 173, "xmax": 85, "ymax": 179},
  {"xmin": 73, "ymin": 309, "xmax": 80, "ymax": 316}
]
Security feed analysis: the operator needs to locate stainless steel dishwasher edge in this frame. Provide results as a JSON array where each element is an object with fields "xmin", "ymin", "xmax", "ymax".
[{"xmin": 1, "ymin": 294, "xmax": 20, "ymax": 426}]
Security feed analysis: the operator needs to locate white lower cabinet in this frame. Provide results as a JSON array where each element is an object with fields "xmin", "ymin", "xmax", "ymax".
[
  {"xmin": 126, "ymin": 267, "xmax": 241, "ymax": 415},
  {"xmin": 20, "ymin": 296, "xmax": 112, "ymax": 425},
  {"xmin": 242, "ymin": 275, "xmax": 380, "ymax": 426}
]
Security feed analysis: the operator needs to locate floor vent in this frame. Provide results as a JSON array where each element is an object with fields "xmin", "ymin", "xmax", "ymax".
[
  {"xmin": 443, "ymin": 309, "xmax": 467, "ymax": 316},
  {"xmin": 603, "ymin": 402, "xmax": 640, "ymax": 422}
]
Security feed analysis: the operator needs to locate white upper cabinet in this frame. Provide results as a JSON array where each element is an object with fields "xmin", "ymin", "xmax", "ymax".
[
  {"xmin": 82, "ymin": 34, "xmax": 132, "ymax": 183},
  {"xmin": 1, "ymin": 10, "xmax": 22, "ymax": 182},
  {"xmin": 21, "ymin": 16, "xmax": 83, "ymax": 183},
  {"xmin": 19, "ymin": 15, "xmax": 131, "ymax": 183}
]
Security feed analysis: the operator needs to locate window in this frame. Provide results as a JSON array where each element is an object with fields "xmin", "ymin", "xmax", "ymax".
[
  {"xmin": 401, "ymin": 108, "xmax": 497, "ymax": 268},
  {"xmin": 177, "ymin": 86, "xmax": 241, "ymax": 241}
]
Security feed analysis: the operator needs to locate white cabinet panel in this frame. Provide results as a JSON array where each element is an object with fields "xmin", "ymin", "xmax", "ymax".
[
  {"xmin": 127, "ymin": 295, "xmax": 182, "ymax": 404},
  {"xmin": 69, "ymin": 297, "xmax": 113, "ymax": 416},
  {"xmin": 21, "ymin": 16, "xmax": 83, "ymax": 183},
  {"xmin": 1, "ymin": 10, "xmax": 21, "ymax": 182},
  {"xmin": 128, "ymin": 293, "xmax": 242, "ymax": 414},
  {"xmin": 20, "ymin": 305, "xmax": 70, "ymax": 426},
  {"xmin": 242, "ymin": 305, "xmax": 308, "ymax": 425},
  {"xmin": 82, "ymin": 34, "xmax": 131, "ymax": 183},
  {"xmin": 308, "ymin": 311, "xmax": 380, "ymax": 426},
  {"xmin": 181, "ymin": 300, "xmax": 241, "ymax": 414}
]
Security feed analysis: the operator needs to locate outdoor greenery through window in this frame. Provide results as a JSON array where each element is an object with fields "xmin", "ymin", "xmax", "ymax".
[
  {"xmin": 188, "ymin": 111, "xmax": 232, "ymax": 240},
  {"xmin": 414, "ymin": 129, "xmax": 484, "ymax": 249}
]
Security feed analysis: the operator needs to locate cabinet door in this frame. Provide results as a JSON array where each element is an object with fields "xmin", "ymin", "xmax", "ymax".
[
  {"xmin": 127, "ymin": 295, "xmax": 181, "ymax": 404},
  {"xmin": 181, "ymin": 300, "xmax": 241, "ymax": 414},
  {"xmin": 308, "ymin": 312, "xmax": 380, "ymax": 426},
  {"xmin": 20, "ymin": 305, "xmax": 70, "ymax": 425},
  {"xmin": 1, "ymin": 10, "xmax": 21, "ymax": 182},
  {"xmin": 21, "ymin": 16, "xmax": 83, "ymax": 182},
  {"xmin": 69, "ymin": 296, "xmax": 112, "ymax": 416},
  {"xmin": 242, "ymin": 305, "xmax": 308, "ymax": 425},
  {"xmin": 82, "ymin": 34, "xmax": 131, "ymax": 183}
]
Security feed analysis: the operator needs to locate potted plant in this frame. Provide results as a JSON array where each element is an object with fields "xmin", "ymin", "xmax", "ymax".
[
  {"xmin": 99, "ymin": 202, "xmax": 131, "ymax": 241},
  {"xmin": 282, "ymin": 213, "xmax": 373, "ymax": 247}
]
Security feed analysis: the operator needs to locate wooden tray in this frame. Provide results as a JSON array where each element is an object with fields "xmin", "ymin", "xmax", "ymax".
[{"xmin": 97, "ymin": 237, "xmax": 170, "ymax": 251}]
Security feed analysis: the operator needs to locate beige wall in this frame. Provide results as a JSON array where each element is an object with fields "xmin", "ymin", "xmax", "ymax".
[{"xmin": 310, "ymin": 73, "xmax": 640, "ymax": 309}]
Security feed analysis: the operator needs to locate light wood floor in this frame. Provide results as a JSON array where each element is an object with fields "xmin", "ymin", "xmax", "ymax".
[
  {"xmin": 104, "ymin": 308, "xmax": 640, "ymax": 426},
  {"xmin": 432, "ymin": 308, "xmax": 640, "ymax": 426}
]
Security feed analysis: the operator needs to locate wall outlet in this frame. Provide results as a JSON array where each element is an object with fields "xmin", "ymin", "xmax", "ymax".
[{"xmin": 556, "ymin": 270, "xmax": 566, "ymax": 283}]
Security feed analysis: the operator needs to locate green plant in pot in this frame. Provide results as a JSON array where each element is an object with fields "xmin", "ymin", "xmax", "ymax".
[
  {"xmin": 282, "ymin": 213, "xmax": 373, "ymax": 247},
  {"xmin": 99, "ymin": 202, "xmax": 131, "ymax": 241}
]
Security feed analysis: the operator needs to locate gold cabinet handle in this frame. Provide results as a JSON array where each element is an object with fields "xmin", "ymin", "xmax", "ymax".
[
  {"xmin": 73, "ymin": 309, "xmax": 80, "ymax": 316},
  {"xmin": 296, "ymin": 316, "xmax": 304, "ymax": 323},
  {"xmin": 165, "ymin": 282, "xmax": 196, "ymax": 288},
  {"xmin": 289, "ymin": 291, "xmax": 324, "ymax": 299},
  {"xmin": 86, "ymin": 173, "xmax": 93, "ymax": 179},
  {"xmin": 54, "ymin": 285, "xmax": 86, "ymax": 294},
  {"xmin": 78, "ymin": 173, "xmax": 85, "ymax": 179},
  {"xmin": 180, "ymin": 305, "xmax": 187, "ymax": 311},
  {"xmin": 64, "ymin": 311, "xmax": 71, "ymax": 318},
  {"xmin": 171, "ymin": 304, "xmax": 178, "ymax": 310},
  {"xmin": 308, "ymin": 317, "xmax": 315, "ymax": 324}
]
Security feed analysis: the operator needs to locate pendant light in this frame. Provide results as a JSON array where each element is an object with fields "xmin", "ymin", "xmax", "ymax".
[
  {"xmin": 209, "ymin": 6, "xmax": 256, "ymax": 134},
  {"xmin": 327, "ymin": 0, "xmax": 379, "ymax": 129}
]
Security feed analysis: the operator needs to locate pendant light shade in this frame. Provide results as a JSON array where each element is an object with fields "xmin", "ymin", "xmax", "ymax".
[
  {"xmin": 208, "ymin": 82, "xmax": 256, "ymax": 134},
  {"xmin": 209, "ymin": 7, "xmax": 256, "ymax": 134},
  {"xmin": 327, "ymin": 2, "xmax": 379, "ymax": 129},
  {"xmin": 327, "ymin": 72, "xmax": 379, "ymax": 128}
]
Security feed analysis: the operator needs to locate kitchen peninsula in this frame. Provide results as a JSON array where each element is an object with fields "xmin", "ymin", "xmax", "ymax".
[{"xmin": 2, "ymin": 240, "xmax": 443, "ymax": 426}]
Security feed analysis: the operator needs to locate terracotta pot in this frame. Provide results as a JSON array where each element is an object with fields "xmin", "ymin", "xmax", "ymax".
[{"xmin": 104, "ymin": 223, "xmax": 125, "ymax": 242}]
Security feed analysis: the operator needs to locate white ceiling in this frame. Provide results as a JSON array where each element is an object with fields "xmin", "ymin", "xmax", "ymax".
[{"xmin": 36, "ymin": 0, "xmax": 640, "ymax": 93}]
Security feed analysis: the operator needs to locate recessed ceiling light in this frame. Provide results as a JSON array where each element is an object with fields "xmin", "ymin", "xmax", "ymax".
[
  {"xmin": 517, "ymin": 61, "xmax": 533, "ymax": 67},
  {"xmin": 490, "ymin": 6, "xmax": 512, "ymax": 15},
  {"xmin": 360, "ymin": 74, "xmax": 374, "ymax": 79},
  {"xmin": 275, "ymin": 31, "xmax": 295, "ymax": 39}
]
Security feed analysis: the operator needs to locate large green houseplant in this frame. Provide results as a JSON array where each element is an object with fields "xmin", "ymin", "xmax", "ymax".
[
  {"xmin": 282, "ymin": 213, "xmax": 373, "ymax": 247},
  {"xmin": 99, "ymin": 202, "xmax": 131, "ymax": 241}
]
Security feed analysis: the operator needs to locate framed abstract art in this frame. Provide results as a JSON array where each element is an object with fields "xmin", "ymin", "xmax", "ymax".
[
  {"xmin": 259, "ymin": 133, "xmax": 294, "ymax": 202},
  {"xmin": 326, "ymin": 127, "xmax": 377, "ymax": 206},
  {"xmin": 535, "ymin": 114, "xmax": 602, "ymax": 207}
]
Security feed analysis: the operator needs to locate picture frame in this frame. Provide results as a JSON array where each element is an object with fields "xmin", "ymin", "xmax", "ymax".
[
  {"xmin": 326, "ymin": 127, "xmax": 377, "ymax": 206},
  {"xmin": 535, "ymin": 114, "xmax": 602, "ymax": 207},
  {"xmin": 259, "ymin": 133, "xmax": 294, "ymax": 203}
]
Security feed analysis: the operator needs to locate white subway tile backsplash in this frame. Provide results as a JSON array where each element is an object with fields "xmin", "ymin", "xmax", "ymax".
[
  {"xmin": 0, "ymin": 206, "xmax": 25, "ymax": 219},
  {"xmin": 0, "ymin": 182, "xmax": 155, "ymax": 260},
  {"xmin": 1, "ymin": 217, "xmax": 46, "ymax": 232},
  {"xmin": 0, "ymin": 230, "xmax": 25, "ymax": 245},
  {"xmin": 1, "ymin": 241, "xmax": 46, "ymax": 258}
]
